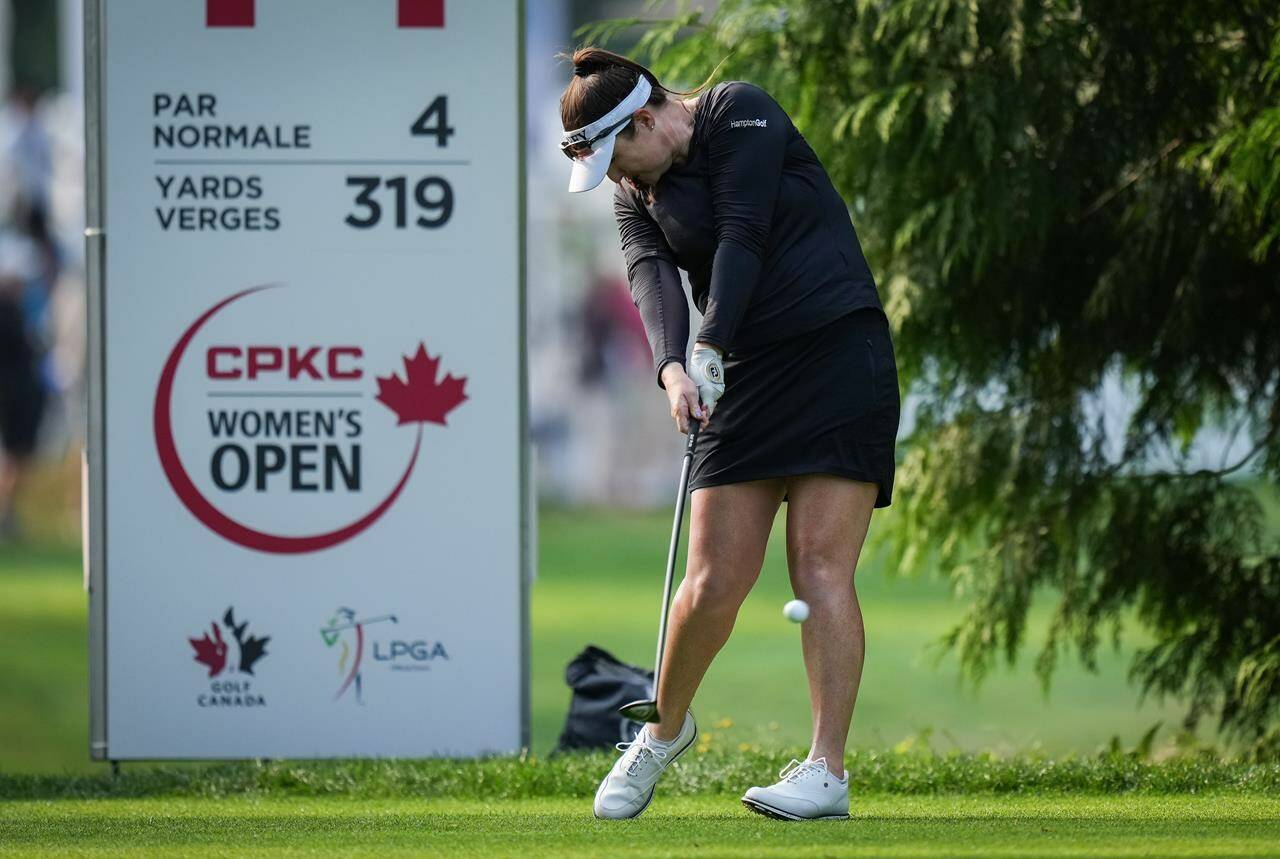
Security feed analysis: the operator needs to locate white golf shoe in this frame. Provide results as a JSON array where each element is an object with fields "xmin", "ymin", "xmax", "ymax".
[
  {"xmin": 741, "ymin": 756, "xmax": 850, "ymax": 820},
  {"xmin": 592, "ymin": 710, "xmax": 697, "ymax": 819}
]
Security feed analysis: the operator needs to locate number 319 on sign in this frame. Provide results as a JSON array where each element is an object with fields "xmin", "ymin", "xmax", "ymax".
[
  {"xmin": 344, "ymin": 176, "xmax": 453, "ymax": 229},
  {"xmin": 344, "ymin": 95, "xmax": 456, "ymax": 229}
]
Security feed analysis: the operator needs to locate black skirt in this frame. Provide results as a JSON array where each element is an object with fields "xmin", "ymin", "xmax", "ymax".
[{"xmin": 687, "ymin": 306, "xmax": 900, "ymax": 507}]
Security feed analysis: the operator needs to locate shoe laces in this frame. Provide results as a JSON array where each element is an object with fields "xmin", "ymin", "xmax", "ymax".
[
  {"xmin": 778, "ymin": 756, "xmax": 828, "ymax": 784},
  {"xmin": 615, "ymin": 730, "xmax": 672, "ymax": 777}
]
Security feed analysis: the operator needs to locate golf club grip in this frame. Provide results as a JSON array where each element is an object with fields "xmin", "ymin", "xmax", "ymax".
[
  {"xmin": 650, "ymin": 423, "xmax": 700, "ymax": 702},
  {"xmin": 685, "ymin": 419, "xmax": 700, "ymax": 454}
]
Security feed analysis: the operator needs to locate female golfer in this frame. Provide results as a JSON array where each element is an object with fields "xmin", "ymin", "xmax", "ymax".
[{"xmin": 560, "ymin": 47, "xmax": 900, "ymax": 821}]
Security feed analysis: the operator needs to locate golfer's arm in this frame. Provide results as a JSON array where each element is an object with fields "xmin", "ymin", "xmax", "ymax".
[
  {"xmin": 628, "ymin": 256, "xmax": 690, "ymax": 390},
  {"xmin": 695, "ymin": 85, "xmax": 787, "ymax": 354},
  {"xmin": 615, "ymin": 189, "xmax": 690, "ymax": 390}
]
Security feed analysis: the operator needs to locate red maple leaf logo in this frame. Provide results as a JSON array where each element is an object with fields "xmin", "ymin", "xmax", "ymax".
[
  {"xmin": 375, "ymin": 343, "xmax": 468, "ymax": 426},
  {"xmin": 189, "ymin": 622, "xmax": 227, "ymax": 677}
]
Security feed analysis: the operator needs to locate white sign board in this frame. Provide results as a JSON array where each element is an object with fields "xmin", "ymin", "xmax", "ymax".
[{"xmin": 85, "ymin": 0, "xmax": 528, "ymax": 759}]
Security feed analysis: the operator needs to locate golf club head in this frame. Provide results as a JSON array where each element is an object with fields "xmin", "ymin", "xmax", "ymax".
[{"xmin": 618, "ymin": 698, "xmax": 660, "ymax": 723}]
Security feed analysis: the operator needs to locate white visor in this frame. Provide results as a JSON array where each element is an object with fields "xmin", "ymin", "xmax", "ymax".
[{"xmin": 563, "ymin": 76, "xmax": 652, "ymax": 193}]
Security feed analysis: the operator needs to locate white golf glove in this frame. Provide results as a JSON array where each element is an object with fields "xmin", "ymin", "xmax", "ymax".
[{"xmin": 687, "ymin": 346, "xmax": 725, "ymax": 416}]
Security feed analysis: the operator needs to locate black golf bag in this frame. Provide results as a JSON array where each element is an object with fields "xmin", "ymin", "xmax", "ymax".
[{"xmin": 553, "ymin": 645, "xmax": 650, "ymax": 753}]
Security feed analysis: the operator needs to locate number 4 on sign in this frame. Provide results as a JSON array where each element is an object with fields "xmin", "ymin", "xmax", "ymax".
[{"xmin": 412, "ymin": 96, "xmax": 455, "ymax": 147}]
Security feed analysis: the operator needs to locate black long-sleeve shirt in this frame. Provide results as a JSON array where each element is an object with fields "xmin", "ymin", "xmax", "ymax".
[{"xmin": 614, "ymin": 81, "xmax": 883, "ymax": 388}]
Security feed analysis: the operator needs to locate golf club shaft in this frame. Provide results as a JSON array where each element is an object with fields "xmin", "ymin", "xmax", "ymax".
[{"xmin": 650, "ymin": 422, "xmax": 700, "ymax": 709}]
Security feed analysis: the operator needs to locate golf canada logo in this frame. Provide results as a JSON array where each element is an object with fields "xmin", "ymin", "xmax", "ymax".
[
  {"xmin": 320, "ymin": 607, "xmax": 450, "ymax": 704},
  {"xmin": 188, "ymin": 607, "xmax": 271, "ymax": 708},
  {"xmin": 153, "ymin": 285, "xmax": 469, "ymax": 554}
]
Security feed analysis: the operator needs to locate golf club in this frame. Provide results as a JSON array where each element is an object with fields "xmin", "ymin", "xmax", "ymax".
[{"xmin": 618, "ymin": 420, "xmax": 701, "ymax": 723}]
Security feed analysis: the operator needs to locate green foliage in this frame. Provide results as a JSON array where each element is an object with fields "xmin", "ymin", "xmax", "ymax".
[
  {"xmin": 592, "ymin": 1, "xmax": 1280, "ymax": 754},
  {"xmin": 1184, "ymin": 29, "xmax": 1280, "ymax": 261}
]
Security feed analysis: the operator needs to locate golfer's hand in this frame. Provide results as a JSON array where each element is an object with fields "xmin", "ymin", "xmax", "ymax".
[
  {"xmin": 687, "ymin": 344, "xmax": 725, "ymax": 418},
  {"xmin": 660, "ymin": 362, "xmax": 709, "ymax": 435}
]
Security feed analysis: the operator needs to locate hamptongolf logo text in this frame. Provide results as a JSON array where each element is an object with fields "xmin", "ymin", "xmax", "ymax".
[
  {"xmin": 188, "ymin": 607, "xmax": 271, "ymax": 708},
  {"xmin": 153, "ymin": 285, "xmax": 469, "ymax": 554},
  {"xmin": 728, "ymin": 118, "xmax": 767, "ymax": 128},
  {"xmin": 320, "ymin": 607, "xmax": 451, "ymax": 704}
]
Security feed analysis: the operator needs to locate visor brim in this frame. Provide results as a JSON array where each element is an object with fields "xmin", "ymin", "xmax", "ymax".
[{"xmin": 566, "ymin": 132, "xmax": 617, "ymax": 193}]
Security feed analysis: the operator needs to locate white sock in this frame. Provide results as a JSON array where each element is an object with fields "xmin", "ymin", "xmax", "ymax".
[
  {"xmin": 645, "ymin": 727, "xmax": 678, "ymax": 748},
  {"xmin": 811, "ymin": 757, "xmax": 847, "ymax": 782}
]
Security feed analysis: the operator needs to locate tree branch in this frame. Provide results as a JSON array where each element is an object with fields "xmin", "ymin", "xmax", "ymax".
[{"xmin": 1080, "ymin": 138, "xmax": 1183, "ymax": 220}]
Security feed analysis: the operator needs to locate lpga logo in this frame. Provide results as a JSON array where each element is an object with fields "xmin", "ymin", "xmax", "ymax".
[
  {"xmin": 320, "ymin": 608, "xmax": 397, "ymax": 704},
  {"xmin": 320, "ymin": 607, "xmax": 451, "ymax": 704},
  {"xmin": 153, "ymin": 286, "xmax": 469, "ymax": 554}
]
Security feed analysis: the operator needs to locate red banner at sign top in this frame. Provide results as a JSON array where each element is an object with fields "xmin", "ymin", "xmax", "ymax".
[
  {"xmin": 206, "ymin": 0, "xmax": 253, "ymax": 27},
  {"xmin": 205, "ymin": 1, "xmax": 444, "ymax": 28},
  {"xmin": 398, "ymin": 0, "xmax": 445, "ymax": 27}
]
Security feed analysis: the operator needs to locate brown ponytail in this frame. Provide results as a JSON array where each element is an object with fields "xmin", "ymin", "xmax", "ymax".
[{"xmin": 558, "ymin": 46, "xmax": 718, "ymax": 134}]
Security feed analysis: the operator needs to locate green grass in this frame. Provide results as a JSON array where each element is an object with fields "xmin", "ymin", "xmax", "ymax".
[
  {"xmin": 0, "ymin": 546, "xmax": 87, "ymax": 774},
  {"xmin": 3, "ymin": 493, "xmax": 1280, "ymax": 856},
  {"xmin": 4, "ymin": 748, "xmax": 1278, "ymax": 857},
  {"xmin": 2, "ymin": 794, "xmax": 1279, "ymax": 857}
]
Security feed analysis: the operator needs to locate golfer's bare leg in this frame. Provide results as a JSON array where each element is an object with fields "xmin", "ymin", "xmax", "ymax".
[
  {"xmin": 783, "ymin": 474, "xmax": 879, "ymax": 778},
  {"xmin": 649, "ymin": 477, "xmax": 786, "ymax": 742}
]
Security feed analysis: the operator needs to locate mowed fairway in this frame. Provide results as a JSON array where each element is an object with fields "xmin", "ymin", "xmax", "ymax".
[{"xmin": 3, "ymin": 794, "xmax": 1279, "ymax": 857}]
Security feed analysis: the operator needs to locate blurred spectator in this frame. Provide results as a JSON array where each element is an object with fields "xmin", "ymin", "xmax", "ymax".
[
  {"xmin": 577, "ymin": 270, "xmax": 650, "ymax": 388},
  {"xmin": 0, "ymin": 199, "xmax": 50, "ymax": 540},
  {"xmin": 0, "ymin": 83, "xmax": 53, "ymax": 217},
  {"xmin": 0, "ymin": 82, "xmax": 59, "ymax": 541}
]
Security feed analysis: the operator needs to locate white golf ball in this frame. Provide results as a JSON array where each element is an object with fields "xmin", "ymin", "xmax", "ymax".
[{"xmin": 783, "ymin": 599, "xmax": 810, "ymax": 623}]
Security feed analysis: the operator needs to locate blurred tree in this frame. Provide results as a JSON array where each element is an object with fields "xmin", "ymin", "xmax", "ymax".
[{"xmin": 586, "ymin": 0, "xmax": 1280, "ymax": 757}]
